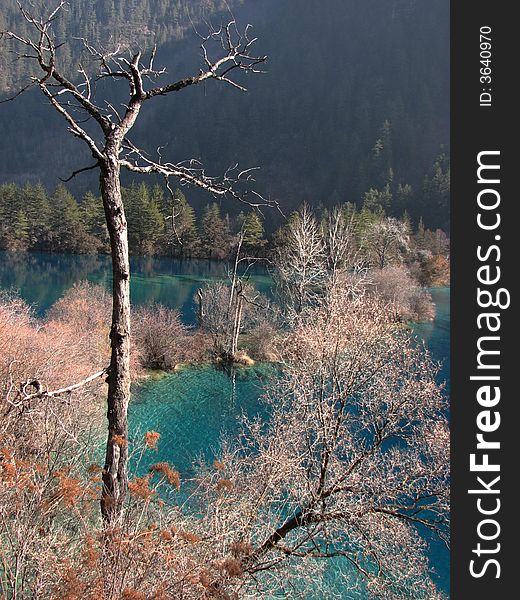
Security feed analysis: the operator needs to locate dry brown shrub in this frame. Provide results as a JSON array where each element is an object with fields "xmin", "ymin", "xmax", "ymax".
[
  {"xmin": 45, "ymin": 281, "xmax": 111, "ymax": 368},
  {"xmin": 149, "ymin": 462, "xmax": 181, "ymax": 490},
  {"xmin": 370, "ymin": 265, "xmax": 436, "ymax": 321},
  {"xmin": 0, "ymin": 289, "xmax": 107, "ymax": 450},
  {"xmin": 128, "ymin": 475, "xmax": 154, "ymax": 501},
  {"xmin": 133, "ymin": 304, "xmax": 194, "ymax": 370},
  {"xmin": 144, "ymin": 430, "xmax": 161, "ymax": 450}
]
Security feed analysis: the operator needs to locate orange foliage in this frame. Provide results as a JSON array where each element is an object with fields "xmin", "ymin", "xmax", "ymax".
[
  {"xmin": 56, "ymin": 473, "xmax": 83, "ymax": 507},
  {"xmin": 230, "ymin": 541, "xmax": 253, "ymax": 558},
  {"xmin": 219, "ymin": 558, "xmax": 243, "ymax": 577},
  {"xmin": 87, "ymin": 463, "xmax": 103, "ymax": 476},
  {"xmin": 217, "ymin": 478, "xmax": 234, "ymax": 492},
  {"xmin": 51, "ymin": 564, "xmax": 87, "ymax": 600},
  {"xmin": 112, "ymin": 434, "xmax": 127, "ymax": 448},
  {"xmin": 128, "ymin": 475, "xmax": 154, "ymax": 501},
  {"xmin": 82, "ymin": 535, "xmax": 100, "ymax": 569},
  {"xmin": 149, "ymin": 462, "xmax": 181, "ymax": 490},
  {"xmin": 172, "ymin": 527, "xmax": 201, "ymax": 544},
  {"xmin": 120, "ymin": 589, "xmax": 147, "ymax": 600},
  {"xmin": 144, "ymin": 430, "xmax": 161, "ymax": 450}
]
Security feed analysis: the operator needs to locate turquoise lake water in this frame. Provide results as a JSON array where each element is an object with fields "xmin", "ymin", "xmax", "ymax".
[
  {"xmin": 0, "ymin": 251, "xmax": 272, "ymax": 323},
  {"xmin": 0, "ymin": 251, "xmax": 450, "ymax": 597}
]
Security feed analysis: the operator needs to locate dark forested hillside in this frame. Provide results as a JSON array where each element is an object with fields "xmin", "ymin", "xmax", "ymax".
[
  {"xmin": 0, "ymin": 0, "xmax": 242, "ymax": 91},
  {"xmin": 0, "ymin": 0, "xmax": 449, "ymax": 230}
]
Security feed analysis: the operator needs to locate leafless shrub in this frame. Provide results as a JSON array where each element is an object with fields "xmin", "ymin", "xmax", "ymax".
[
  {"xmin": 0, "ymin": 290, "xmax": 109, "ymax": 598},
  {"xmin": 46, "ymin": 281, "xmax": 111, "ymax": 368},
  {"xmin": 1, "ymin": 289, "xmax": 108, "ymax": 434},
  {"xmin": 0, "ymin": 284, "xmax": 448, "ymax": 598},
  {"xmin": 133, "ymin": 304, "xmax": 192, "ymax": 371},
  {"xmin": 197, "ymin": 281, "xmax": 276, "ymax": 361},
  {"xmin": 244, "ymin": 322, "xmax": 280, "ymax": 361},
  {"xmin": 370, "ymin": 265, "xmax": 436, "ymax": 321}
]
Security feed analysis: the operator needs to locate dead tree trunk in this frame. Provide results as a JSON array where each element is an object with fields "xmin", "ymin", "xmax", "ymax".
[
  {"xmin": 231, "ymin": 292, "xmax": 244, "ymax": 357},
  {"xmin": 99, "ymin": 158, "xmax": 131, "ymax": 522},
  {"xmin": 2, "ymin": 4, "xmax": 271, "ymax": 527}
]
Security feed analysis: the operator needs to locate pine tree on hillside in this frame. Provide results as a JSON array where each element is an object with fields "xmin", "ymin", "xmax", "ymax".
[
  {"xmin": 200, "ymin": 202, "xmax": 230, "ymax": 259},
  {"xmin": 362, "ymin": 184, "xmax": 392, "ymax": 213},
  {"xmin": 81, "ymin": 191, "xmax": 109, "ymax": 251},
  {"xmin": 23, "ymin": 183, "xmax": 51, "ymax": 249},
  {"xmin": 236, "ymin": 211, "xmax": 265, "ymax": 250},
  {"xmin": 49, "ymin": 185, "xmax": 98, "ymax": 254},
  {"xmin": 165, "ymin": 189, "xmax": 199, "ymax": 258},
  {"xmin": 0, "ymin": 183, "xmax": 20, "ymax": 249},
  {"xmin": 12, "ymin": 209, "xmax": 30, "ymax": 251},
  {"xmin": 124, "ymin": 182, "xmax": 165, "ymax": 254}
]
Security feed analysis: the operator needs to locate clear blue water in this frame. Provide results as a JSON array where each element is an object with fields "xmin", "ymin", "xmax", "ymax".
[
  {"xmin": 0, "ymin": 251, "xmax": 272, "ymax": 324},
  {"xmin": 0, "ymin": 251, "xmax": 450, "ymax": 597},
  {"xmin": 129, "ymin": 363, "xmax": 276, "ymax": 475},
  {"xmin": 414, "ymin": 287, "xmax": 450, "ymax": 390}
]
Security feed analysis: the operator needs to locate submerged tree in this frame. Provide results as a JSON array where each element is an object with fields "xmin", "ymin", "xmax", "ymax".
[{"xmin": 1, "ymin": 1, "xmax": 270, "ymax": 523}]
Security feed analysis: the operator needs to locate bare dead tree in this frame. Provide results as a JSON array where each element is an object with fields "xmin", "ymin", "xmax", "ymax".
[
  {"xmin": 273, "ymin": 203, "xmax": 325, "ymax": 318},
  {"xmin": 361, "ymin": 216, "xmax": 410, "ymax": 269},
  {"xmin": 1, "ymin": 1, "xmax": 270, "ymax": 523},
  {"xmin": 321, "ymin": 205, "xmax": 359, "ymax": 287},
  {"xmin": 197, "ymin": 230, "xmax": 272, "ymax": 361},
  {"xmin": 226, "ymin": 229, "xmax": 271, "ymax": 358}
]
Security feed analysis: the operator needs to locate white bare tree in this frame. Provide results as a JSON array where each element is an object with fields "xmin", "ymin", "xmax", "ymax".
[
  {"xmin": 321, "ymin": 205, "xmax": 359, "ymax": 287},
  {"xmin": 361, "ymin": 217, "xmax": 410, "ymax": 269},
  {"xmin": 273, "ymin": 203, "xmax": 325, "ymax": 318},
  {"xmin": 197, "ymin": 230, "xmax": 273, "ymax": 361}
]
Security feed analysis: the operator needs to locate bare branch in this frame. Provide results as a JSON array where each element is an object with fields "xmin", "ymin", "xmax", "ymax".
[
  {"xmin": 59, "ymin": 161, "xmax": 100, "ymax": 182},
  {"xmin": 120, "ymin": 140, "xmax": 278, "ymax": 210},
  {"xmin": 144, "ymin": 22, "xmax": 267, "ymax": 99},
  {"xmin": 6, "ymin": 368, "xmax": 108, "ymax": 413}
]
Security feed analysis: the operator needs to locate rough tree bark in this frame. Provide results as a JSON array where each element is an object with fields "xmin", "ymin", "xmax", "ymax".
[{"xmin": 99, "ymin": 158, "xmax": 131, "ymax": 520}]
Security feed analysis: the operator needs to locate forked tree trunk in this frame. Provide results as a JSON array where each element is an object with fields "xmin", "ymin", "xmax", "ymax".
[{"xmin": 99, "ymin": 156, "xmax": 131, "ymax": 523}]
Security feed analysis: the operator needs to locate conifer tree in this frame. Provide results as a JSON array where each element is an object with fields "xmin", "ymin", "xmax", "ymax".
[
  {"xmin": 200, "ymin": 202, "xmax": 229, "ymax": 259},
  {"xmin": 12, "ymin": 209, "xmax": 30, "ymax": 250},
  {"xmin": 237, "ymin": 211, "xmax": 265, "ymax": 250},
  {"xmin": 23, "ymin": 183, "xmax": 51, "ymax": 249},
  {"xmin": 166, "ymin": 188, "xmax": 199, "ymax": 258},
  {"xmin": 81, "ymin": 191, "xmax": 109, "ymax": 250},
  {"xmin": 362, "ymin": 184, "xmax": 392, "ymax": 213},
  {"xmin": 0, "ymin": 183, "xmax": 20, "ymax": 249},
  {"xmin": 49, "ymin": 185, "xmax": 98, "ymax": 254}
]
